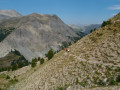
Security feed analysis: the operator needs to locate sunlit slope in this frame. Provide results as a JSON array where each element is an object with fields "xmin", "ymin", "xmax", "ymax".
[{"xmin": 8, "ymin": 15, "xmax": 120, "ymax": 90}]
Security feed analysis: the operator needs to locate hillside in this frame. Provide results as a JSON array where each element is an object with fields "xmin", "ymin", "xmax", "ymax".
[
  {"xmin": 0, "ymin": 49, "xmax": 29, "ymax": 68},
  {"xmin": 0, "ymin": 13, "xmax": 83, "ymax": 62},
  {"xmin": 0, "ymin": 12, "xmax": 120, "ymax": 90}
]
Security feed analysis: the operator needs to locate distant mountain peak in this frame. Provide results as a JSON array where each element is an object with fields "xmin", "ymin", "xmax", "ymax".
[{"xmin": 0, "ymin": 9, "xmax": 22, "ymax": 17}]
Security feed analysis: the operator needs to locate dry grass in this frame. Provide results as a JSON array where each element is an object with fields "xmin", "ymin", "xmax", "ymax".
[{"xmin": 1, "ymin": 18, "xmax": 120, "ymax": 90}]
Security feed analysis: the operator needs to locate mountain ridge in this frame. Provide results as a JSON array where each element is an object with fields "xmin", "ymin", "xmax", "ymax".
[
  {"xmin": 68, "ymin": 24, "xmax": 101, "ymax": 34},
  {"xmin": 0, "ymin": 10, "xmax": 22, "ymax": 17},
  {"xmin": 0, "ymin": 13, "xmax": 82, "ymax": 61}
]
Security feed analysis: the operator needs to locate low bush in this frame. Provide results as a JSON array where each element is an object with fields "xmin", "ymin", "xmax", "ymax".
[
  {"xmin": 98, "ymin": 80, "xmax": 106, "ymax": 86},
  {"xmin": 116, "ymin": 75, "xmax": 120, "ymax": 82},
  {"xmin": 101, "ymin": 20, "xmax": 112, "ymax": 27},
  {"xmin": 31, "ymin": 59, "xmax": 37, "ymax": 68},
  {"xmin": 6, "ymin": 75, "xmax": 10, "ymax": 79},
  {"xmin": 40, "ymin": 58, "xmax": 44, "ymax": 64},
  {"xmin": 108, "ymin": 77, "xmax": 118, "ymax": 85}
]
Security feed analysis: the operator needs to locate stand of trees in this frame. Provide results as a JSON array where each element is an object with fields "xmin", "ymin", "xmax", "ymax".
[
  {"xmin": 101, "ymin": 20, "xmax": 112, "ymax": 27},
  {"xmin": 30, "ymin": 57, "xmax": 45, "ymax": 67},
  {"xmin": 31, "ymin": 59, "xmax": 37, "ymax": 68},
  {"xmin": 0, "ymin": 27, "xmax": 15, "ymax": 42},
  {"xmin": 90, "ymin": 28, "xmax": 96, "ymax": 33}
]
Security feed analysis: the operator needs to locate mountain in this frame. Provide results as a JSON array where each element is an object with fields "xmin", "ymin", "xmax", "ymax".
[
  {"xmin": 0, "ymin": 10, "xmax": 22, "ymax": 22},
  {"xmin": 79, "ymin": 24, "xmax": 101, "ymax": 34},
  {"xmin": 68, "ymin": 24, "xmax": 86, "ymax": 38},
  {"xmin": 68, "ymin": 24, "xmax": 101, "ymax": 35},
  {"xmin": 0, "ymin": 15, "xmax": 11, "ymax": 21},
  {"xmin": 68, "ymin": 24, "xmax": 80, "ymax": 30},
  {"xmin": 0, "ymin": 13, "xmax": 82, "ymax": 61},
  {"xmin": 1, "ymin": 12, "xmax": 120, "ymax": 90},
  {"xmin": 0, "ymin": 10, "xmax": 22, "ymax": 17}
]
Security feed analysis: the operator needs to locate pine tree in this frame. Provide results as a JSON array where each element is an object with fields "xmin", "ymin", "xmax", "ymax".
[
  {"xmin": 40, "ymin": 58, "xmax": 44, "ymax": 64},
  {"xmin": 46, "ymin": 49, "xmax": 54, "ymax": 60},
  {"xmin": 31, "ymin": 59, "xmax": 37, "ymax": 67},
  {"xmin": 12, "ymin": 64, "xmax": 18, "ymax": 71}
]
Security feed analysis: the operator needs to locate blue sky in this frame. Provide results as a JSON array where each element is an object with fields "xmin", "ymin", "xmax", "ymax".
[{"xmin": 0, "ymin": 0, "xmax": 120, "ymax": 25}]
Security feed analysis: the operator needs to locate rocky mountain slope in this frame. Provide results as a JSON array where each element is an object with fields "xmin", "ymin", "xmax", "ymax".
[
  {"xmin": 0, "ymin": 10, "xmax": 22, "ymax": 17},
  {"xmin": 0, "ymin": 13, "xmax": 82, "ymax": 61},
  {"xmin": 0, "ymin": 10, "xmax": 22, "ymax": 22},
  {"xmin": 0, "ymin": 12, "xmax": 120, "ymax": 90}
]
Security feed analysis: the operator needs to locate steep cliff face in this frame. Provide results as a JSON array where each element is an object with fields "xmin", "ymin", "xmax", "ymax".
[{"xmin": 0, "ymin": 13, "xmax": 81, "ymax": 61}]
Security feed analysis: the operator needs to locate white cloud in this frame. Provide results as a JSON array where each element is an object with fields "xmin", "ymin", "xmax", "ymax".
[{"xmin": 108, "ymin": 5, "xmax": 120, "ymax": 10}]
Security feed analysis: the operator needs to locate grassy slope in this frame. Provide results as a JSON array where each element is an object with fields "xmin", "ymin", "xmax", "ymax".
[
  {"xmin": 3, "ymin": 21, "xmax": 119, "ymax": 89},
  {"xmin": 0, "ymin": 18, "xmax": 120, "ymax": 90}
]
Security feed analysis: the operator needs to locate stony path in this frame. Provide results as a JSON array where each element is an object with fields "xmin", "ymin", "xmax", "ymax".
[{"xmin": 69, "ymin": 53, "xmax": 120, "ymax": 67}]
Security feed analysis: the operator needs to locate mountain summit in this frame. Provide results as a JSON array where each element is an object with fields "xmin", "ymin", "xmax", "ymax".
[
  {"xmin": 0, "ymin": 10, "xmax": 22, "ymax": 22},
  {"xmin": 0, "ymin": 10, "xmax": 22, "ymax": 17},
  {"xmin": 0, "ymin": 13, "xmax": 81, "ymax": 61}
]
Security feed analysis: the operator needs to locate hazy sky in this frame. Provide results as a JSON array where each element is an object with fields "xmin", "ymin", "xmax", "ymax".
[{"xmin": 0, "ymin": 0, "xmax": 120, "ymax": 25}]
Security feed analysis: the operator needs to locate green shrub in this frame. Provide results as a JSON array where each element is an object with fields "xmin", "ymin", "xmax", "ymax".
[
  {"xmin": 6, "ymin": 75, "xmax": 10, "ymax": 79},
  {"xmin": 46, "ymin": 49, "xmax": 54, "ymax": 60},
  {"xmin": 31, "ymin": 59, "xmax": 37, "ymax": 67},
  {"xmin": 18, "ymin": 62, "xmax": 24, "ymax": 68},
  {"xmin": 12, "ymin": 64, "xmax": 18, "ymax": 71},
  {"xmin": 7, "ymin": 66, "xmax": 11, "ymax": 71},
  {"xmin": 14, "ymin": 78, "xmax": 18, "ymax": 82},
  {"xmin": 90, "ymin": 28, "xmax": 96, "ymax": 33},
  {"xmin": 0, "ymin": 73, "xmax": 6, "ymax": 78},
  {"xmin": 116, "ymin": 75, "xmax": 120, "ymax": 82},
  {"xmin": 13, "ymin": 49, "xmax": 21, "ymax": 56},
  {"xmin": 79, "ymin": 80, "xmax": 88, "ymax": 87},
  {"xmin": 38, "ymin": 57, "xmax": 41, "ymax": 61},
  {"xmin": 9, "ymin": 78, "xmax": 18, "ymax": 84},
  {"xmin": 98, "ymin": 80, "xmax": 106, "ymax": 86},
  {"xmin": 108, "ymin": 77, "xmax": 118, "ymax": 85},
  {"xmin": 101, "ymin": 20, "xmax": 112, "ymax": 27},
  {"xmin": 56, "ymin": 86, "xmax": 67, "ymax": 90},
  {"xmin": 40, "ymin": 58, "xmax": 44, "ymax": 64},
  {"xmin": 97, "ymin": 33, "xmax": 103, "ymax": 37}
]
